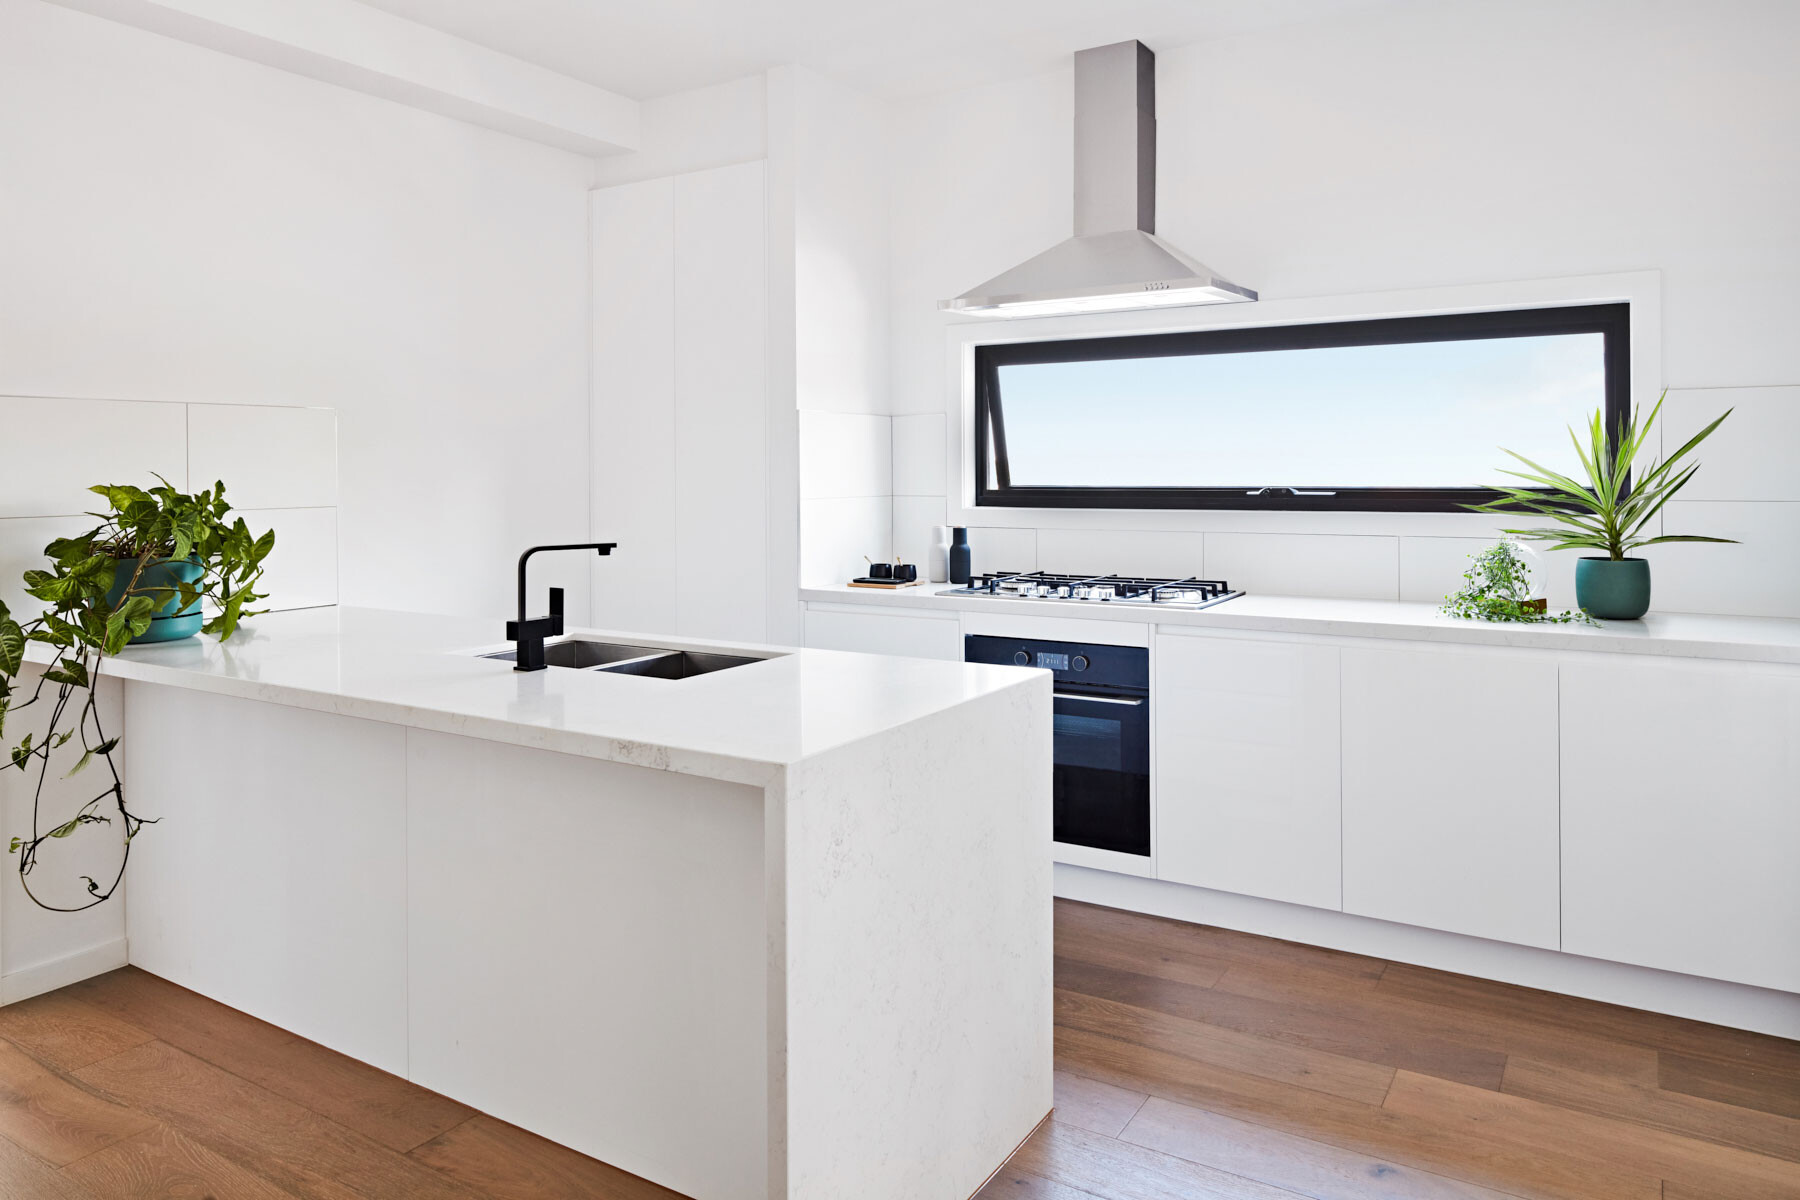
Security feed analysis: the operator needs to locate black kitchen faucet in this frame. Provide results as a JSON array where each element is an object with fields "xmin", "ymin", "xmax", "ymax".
[{"xmin": 507, "ymin": 543, "xmax": 616, "ymax": 671}]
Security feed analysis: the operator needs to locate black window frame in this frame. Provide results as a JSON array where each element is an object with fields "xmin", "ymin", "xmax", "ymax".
[{"xmin": 973, "ymin": 302, "xmax": 1630, "ymax": 513}]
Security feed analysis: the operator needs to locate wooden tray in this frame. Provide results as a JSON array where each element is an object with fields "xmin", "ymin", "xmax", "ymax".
[{"xmin": 847, "ymin": 578, "xmax": 923, "ymax": 589}]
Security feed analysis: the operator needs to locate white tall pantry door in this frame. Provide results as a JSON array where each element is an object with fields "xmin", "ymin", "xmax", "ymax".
[{"xmin": 590, "ymin": 162, "xmax": 769, "ymax": 643}]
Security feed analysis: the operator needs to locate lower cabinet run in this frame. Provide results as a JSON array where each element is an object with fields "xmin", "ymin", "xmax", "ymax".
[
  {"xmin": 1340, "ymin": 645, "xmax": 1561, "ymax": 950},
  {"xmin": 1561, "ymin": 657, "xmax": 1800, "ymax": 994},
  {"xmin": 1155, "ymin": 630, "xmax": 1343, "ymax": 911}
]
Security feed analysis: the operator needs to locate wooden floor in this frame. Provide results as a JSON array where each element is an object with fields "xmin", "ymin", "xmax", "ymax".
[
  {"xmin": 0, "ymin": 900, "xmax": 1793, "ymax": 1198},
  {"xmin": 983, "ymin": 899, "xmax": 1800, "ymax": 1200}
]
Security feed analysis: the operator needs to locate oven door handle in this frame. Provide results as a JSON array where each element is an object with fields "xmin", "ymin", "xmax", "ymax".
[{"xmin": 1053, "ymin": 692, "xmax": 1144, "ymax": 706}]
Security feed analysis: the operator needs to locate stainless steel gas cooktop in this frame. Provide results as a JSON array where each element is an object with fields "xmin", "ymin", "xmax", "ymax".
[{"xmin": 943, "ymin": 571, "xmax": 1244, "ymax": 610}]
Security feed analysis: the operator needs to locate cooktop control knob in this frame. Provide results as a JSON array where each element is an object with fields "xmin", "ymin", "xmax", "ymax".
[
  {"xmin": 1072, "ymin": 654, "xmax": 1090, "ymax": 672},
  {"xmin": 1013, "ymin": 649, "xmax": 1030, "ymax": 666}
]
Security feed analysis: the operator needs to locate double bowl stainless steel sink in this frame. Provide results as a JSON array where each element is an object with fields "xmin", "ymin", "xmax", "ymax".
[{"xmin": 481, "ymin": 637, "xmax": 774, "ymax": 679}]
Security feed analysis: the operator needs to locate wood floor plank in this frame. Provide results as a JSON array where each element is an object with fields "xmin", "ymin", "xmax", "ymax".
[
  {"xmin": 1385, "ymin": 1068, "xmax": 1800, "ymax": 1200},
  {"xmin": 69, "ymin": 968, "xmax": 472, "ymax": 1153},
  {"xmin": 0, "ymin": 1038, "xmax": 155, "ymax": 1167},
  {"xmin": 1057, "ymin": 900, "xmax": 1386, "ymax": 983},
  {"xmin": 73, "ymin": 1040, "xmax": 486, "ymax": 1200},
  {"xmin": 61, "ymin": 1123, "xmax": 302, "ymax": 1200},
  {"xmin": 1056, "ymin": 986, "xmax": 1396, "ymax": 1106},
  {"xmin": 1659, "ymin": 1050, "xmax": 1800, "ymax": 1121},
  {"xmin": 1119, "ymin": 1094, "xmax": 1516, "ymax": 1200},
  {"xmin": 0, "ymin": 991, "xmax": 155, "ymax": 1073},
  {"xmin": 1054, "ymin": 1070, "xmax": 1149, "ymax": 1139},
  {"xmin": 1377, "ymin": 962, "xmax": 1800, "ymax": 1076},
  {"xmin": 1055, "ymin": 1026, "xmax": 1662, "ymax": 1200},
  {"xmin": 1659, "ymin": 1181, "xmax": 1796, "ymax": 1200},
  {"xmin": 1055, "ymin": 925, "xmax": 1231, "ymax": 991},
  {"xmin": 408, "ymin": 1113, "xmax": 688, "ymax": 1200},
  {"xmin": 0, "ymin": 1127, "xmax": 102, "ymax": 1199},
  {"xmin": 1010, "ymin": 1118, "xmax": 1306, "ymax": 1200},
  {"xmin": 1060, "ymin": 951, "xmax": 1504, "ymax": 1094},
  {"xmin": 1216, "ymin": 960, "xmax": 1660, "ymax": 1085},
  {"xmin": 1503, "ymin": 1056, "xmax": 1800, "ymax": 1163},
  {"xmin": 975, "ymin": 1163, "xmax": 1108, "ymax": 1199}
]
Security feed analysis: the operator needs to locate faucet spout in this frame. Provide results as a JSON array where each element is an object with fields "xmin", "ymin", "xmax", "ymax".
[{"xmin": 506, "ymin": 543, "xmax": 616, "ymax": 672}]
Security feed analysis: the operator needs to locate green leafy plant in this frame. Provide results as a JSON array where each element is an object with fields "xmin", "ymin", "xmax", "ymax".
[
  {"xmin": 1440, "ymin": 540, "xmax": 1591, "ymax": 625},
  {"xmin": 0, "ymin": 479, "xmax": 273, "ymax": 911},
  {"xmin": 1468, "ymin": 392, "xmax": 1735, "ymax": 559}
]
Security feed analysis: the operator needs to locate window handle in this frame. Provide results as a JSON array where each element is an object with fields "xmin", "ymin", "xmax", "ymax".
[{"xmin": 1246, "ymin": 486, "xmax": 1337, "ymax": 496}]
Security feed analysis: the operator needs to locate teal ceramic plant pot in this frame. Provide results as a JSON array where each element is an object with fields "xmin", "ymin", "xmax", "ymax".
[
  {"xmin": 1575, "ymin": 557, "xmax": 1651, "ymax": 620},
  {"xmin": 103, "ymin": 556, "xmax": 206, "ymax": 643}
]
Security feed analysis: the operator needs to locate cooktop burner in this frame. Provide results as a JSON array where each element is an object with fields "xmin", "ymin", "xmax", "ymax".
[{"xmin": 942, "ymin": 571, "xmax": 1244, "ymax": 609}]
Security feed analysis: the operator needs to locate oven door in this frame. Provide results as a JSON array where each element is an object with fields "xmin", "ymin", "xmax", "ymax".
[{"xmin": 1052, "ymin": 685, "xmax": 1150, "ymax": 856}]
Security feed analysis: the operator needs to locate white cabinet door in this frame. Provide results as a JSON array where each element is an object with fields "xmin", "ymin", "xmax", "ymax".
[
  {"xmin": 590, "ymin": 163, "xmax": 768, "ymax": 644},
  {"xmin": 1155, "ymin": 632, "xmax": 1341, "ymax": 910},
  {"xmin": 1561, "ymin": 658, "xmax": 1800, "ymax": 992},
  {"xmin": 803, "ymin": 606, "xmax": 962, "ymax": 661},
  {"xmin": 1341, "ymin": 645, "xmax": 1560, "ymax": 949},
  {"xmin": 673, "ymin": 162, "xmax": 767, "ymax": 644},
  {"xmin": 590, "ymin": 177, "xmax": 677, "ymax": 634}
]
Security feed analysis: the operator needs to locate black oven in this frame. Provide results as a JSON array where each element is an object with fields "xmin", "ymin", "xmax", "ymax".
[{"xmin": 965, "ymin": 635, "xmax": 1150, "ymax": 857}]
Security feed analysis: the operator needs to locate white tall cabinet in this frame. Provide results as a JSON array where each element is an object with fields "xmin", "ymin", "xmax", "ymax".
[{"xmin": 590, "ymin": 162, "xmax": 769, "ymax": 643}]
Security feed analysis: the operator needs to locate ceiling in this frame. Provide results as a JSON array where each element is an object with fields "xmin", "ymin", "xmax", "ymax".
[{"xmin": 356, "ymin": 0, "xmax": 1399, "ymax": 101}]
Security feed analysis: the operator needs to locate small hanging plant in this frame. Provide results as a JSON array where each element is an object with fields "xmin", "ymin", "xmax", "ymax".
[
  {"xmin": 0, "ymin": 479, "xmax": 273, "ymax": 911},
  {"xmin": 1440, "ymin": 540, "xmax": 1593, "ymax": 625}
]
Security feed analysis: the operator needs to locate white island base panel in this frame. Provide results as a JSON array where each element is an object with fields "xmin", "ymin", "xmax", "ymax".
[{"xmin": 117, "ymin": 681, "xmax": 1052, "ymax": 1200}]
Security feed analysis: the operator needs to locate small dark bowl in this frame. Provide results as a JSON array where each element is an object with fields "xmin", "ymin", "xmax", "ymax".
[
  {"xmin": 893, "ymin": 563, "xmax": 918, "ymax": 582},
  {"xmin": 868, "ymin": 562, "xmax": 894, "ymax": 579}
]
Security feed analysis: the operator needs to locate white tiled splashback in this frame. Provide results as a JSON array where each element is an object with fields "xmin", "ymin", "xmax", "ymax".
[
  {"xmin": 0, "ymin": 396, "xmax": 338, "ymax": 621},
  {"xmin": 798, "ymin": 410, "xmax": 892, "ymax": 586},
  {"xmin": 887, "ymin": 384, "xmax": 1800, "ymax": 618}
]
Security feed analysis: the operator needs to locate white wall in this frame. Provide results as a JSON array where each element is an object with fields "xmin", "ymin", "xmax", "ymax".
[
  {"xmin": 0, "ymin": 0, "xmax": 597, "ymax": 621},
  {"xmin": 886, "ymin": 0, "xmax": 1800, "ymax": 616},
  {"xmin": 589, "ymin": 74, "xmax": 765, "ymax": 189}
]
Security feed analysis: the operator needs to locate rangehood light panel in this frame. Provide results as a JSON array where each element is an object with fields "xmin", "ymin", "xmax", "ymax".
[{"xmin": 943, "ymin": 40, "xmax": 1256, "ymax": 318}]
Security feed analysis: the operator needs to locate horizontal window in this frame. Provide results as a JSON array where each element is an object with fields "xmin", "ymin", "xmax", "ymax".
[{"xmin": 974, "ymin": 303, "xmax": 1628, "ymax": 512}]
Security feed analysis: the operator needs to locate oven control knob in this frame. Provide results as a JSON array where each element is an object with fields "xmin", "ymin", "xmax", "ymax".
[
  {"xmin": 1013, "ymin": 650, "xmax": 1030, "ymax": 666},
  {"xmin": 1072, "ymin": 655, "xmax": 1089, "ymax": 672}
]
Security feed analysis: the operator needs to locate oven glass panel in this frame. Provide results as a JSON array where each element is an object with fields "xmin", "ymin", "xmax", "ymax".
[
  {"xmin": 1053, "ymin": 713, "xmax": 1123, "ymax": 771},
  {"xmin": 1051, "ymin": 698, "xmax": 1150, "ymax": 856}
]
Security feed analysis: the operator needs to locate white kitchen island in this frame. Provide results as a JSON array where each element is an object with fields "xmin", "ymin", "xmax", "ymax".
[{"xmin": 9, "ymin": 608, "xmax": 1053, "ymax": 1200}]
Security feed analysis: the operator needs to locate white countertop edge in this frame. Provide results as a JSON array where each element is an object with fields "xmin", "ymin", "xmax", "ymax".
[
  {"xmin": 799, "ymin": 584, "xmax": 1800, "ymax": 666},
  {"xmin": 21, "ymin": 640, "xmax": 786, "ymax": 787},
  {"xmin": 18, "ymin": 608, "xmax": 1049, "ymax": 787}
]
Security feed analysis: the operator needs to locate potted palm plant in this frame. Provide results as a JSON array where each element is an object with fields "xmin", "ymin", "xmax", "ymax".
[{"xmin": 1470, "ymin": 392, "xmax": 1734, "ymax": 620}]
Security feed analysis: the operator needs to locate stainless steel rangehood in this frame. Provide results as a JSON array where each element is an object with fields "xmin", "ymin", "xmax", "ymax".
[{"xmin": 942, "ymin": 41, "xmax": 1256, "ymax": 318}]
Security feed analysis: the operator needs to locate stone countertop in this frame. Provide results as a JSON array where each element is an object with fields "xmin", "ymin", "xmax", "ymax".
[
  {"xmin": 800, "ymin": 583, "xmax": 1800, "ymax": 666},
  {"xmin": 23, "ymin": 606, "xmax": 1044, "ymax": 787}
]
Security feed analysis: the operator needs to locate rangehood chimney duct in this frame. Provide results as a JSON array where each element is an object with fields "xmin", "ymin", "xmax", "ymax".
[{"xmin": 942, "ymin": 40, "xmax": 1256, "ymax": 318}]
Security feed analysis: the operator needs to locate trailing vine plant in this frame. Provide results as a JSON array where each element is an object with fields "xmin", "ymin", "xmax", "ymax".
[
  {"xmin": 0, "ymin": 480, "xmax": 273, "ymax": 911},
  {"xmin": 1440, "ymin": 540, "xmax": 1594, "ymax": 625}
]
